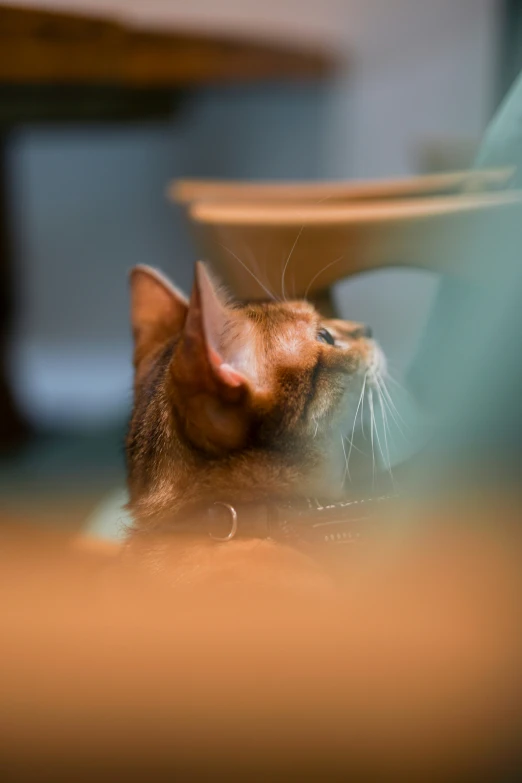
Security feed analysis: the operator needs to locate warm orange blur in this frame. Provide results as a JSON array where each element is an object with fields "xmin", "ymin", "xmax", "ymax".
[
  {"xmin": 1, "ymin": 496, "xmax": 521, "ymax": 780},
  {"xmin": 1, "ymin": 2, "xmax": 522, "ymax": 779}
]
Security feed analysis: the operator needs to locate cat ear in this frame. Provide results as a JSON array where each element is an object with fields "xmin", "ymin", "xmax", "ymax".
[
  {"xmin": 129, "ymin": 265, "xmax": 188, "ymax": 369},
  {"xmin": 184, "ymin": 261, "xmax": 247, "ymax": 388},
  {"xmin": 172, "ymin": 262, "xmax": 253, "ymax": 452},
  {"xmin": 175, "ymin": 262, "xmax": 248, "ymax": 391}
]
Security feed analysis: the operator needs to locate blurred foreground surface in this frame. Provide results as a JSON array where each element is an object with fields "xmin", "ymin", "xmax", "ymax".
[{"xmin": 1, "ymin": 494, "xmax": 521, "ymax": 781}]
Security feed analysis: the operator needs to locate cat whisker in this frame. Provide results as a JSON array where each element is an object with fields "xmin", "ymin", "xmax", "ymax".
[
  {"xmin": 346, "ymin": 372, "xmax": 367, "ymax": 477},
  {"xmin": 291, "ymin": 272, "xmax": 298, "ymax": 300},
  {"xmin": 241, "ymin": 242, "xmax": 270, "ymax": 292},
  {"xmin": 384, "ymin": 369, "xmax": 416, "ymax": 404},
  {"xmin": 377, "ymin": 389, "xmax": 409, "ymax": 444},
  {"xmin": 376, "ymin": 383, "xmax": 397, "ymax": 454},
  {"xmin": 280, "ymin": 194, "xmax": 335, "ymax": 302},
  {"xmin": 343, "ymin": 433, "xmax": 365, "ymax": 456},
  {"xmin": 369, "ymin": 388, "xmax": 376, "ymax": 489},
  {"xmin": 378, "ymin": 376, "xmax": 410, "ymax": 431},
  {"xmin": 303, "ymin": 255, "xmax": 344, "ymax": 302},
  {"xmin": 386, "ymin": 361, "xmax": 410, "ymax": 384},
  {"xmin": 341, "ymin": 433, "xmax": 350, "ymax": 484},
  {"xmin": 281, "ymin": 225, "xmax": 304, "ymax": 301},
  {"xmin": 370, "ymin": 387, "xmax": 389, "ymax": 486},
  {"xmin": 377, "ymin": 388, "xmax": 397, "ymax": 491},
  {"xmin": 385, "ymin": 369, "xmax": 406, "ymax": 390},
  {"xmin": 218, "ymin": 243, "xmax": 278, "ymax": 301},
  {"xmin": 360, "ymin": 378, "xmax": 366, "ymax": 439},
  {"xmin": 375, "ymin": 376, "xmax": 410, "ymax": 442}
]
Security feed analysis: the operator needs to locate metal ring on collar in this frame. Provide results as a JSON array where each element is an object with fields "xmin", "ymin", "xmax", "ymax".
[{"xmin": 209, "ymin": 502, "xmax": 239, "ymax": 543}]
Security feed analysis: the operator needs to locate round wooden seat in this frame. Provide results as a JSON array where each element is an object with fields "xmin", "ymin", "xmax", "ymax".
[{"xmin": 186, "ymin": 190, "xmax": 522, "ymax": 303}]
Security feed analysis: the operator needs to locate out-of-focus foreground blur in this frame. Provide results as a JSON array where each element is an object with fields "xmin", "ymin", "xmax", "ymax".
[{"xmin": 1, "ymin": 1, "xmax": 522, "ymax": 779}]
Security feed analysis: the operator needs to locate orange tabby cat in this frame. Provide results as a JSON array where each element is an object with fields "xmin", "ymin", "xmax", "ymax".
[{"xmin": 125, "ymin": 263, "xmax": 385, "ymax": 588}]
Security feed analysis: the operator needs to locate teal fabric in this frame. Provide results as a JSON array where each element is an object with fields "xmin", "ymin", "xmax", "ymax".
[
  {"xmin": 405, "ymin": 70, "xmax": 522, "ymax": 487},
  {"xmin": 475, "ymin": 69, "xmax": 522, "ymax": 177},
  {"xmin": 407, "ymin": 69, "xmax": 522, "ymax": 405}
]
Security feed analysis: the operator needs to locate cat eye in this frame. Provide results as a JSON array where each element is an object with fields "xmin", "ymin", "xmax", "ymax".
[{"xmin": 317, "ymin": 328, "xmax": 335, "ymax": 346}]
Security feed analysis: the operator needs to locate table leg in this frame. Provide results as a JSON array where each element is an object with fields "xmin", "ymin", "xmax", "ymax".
[{"xmin": 0, "ymin": 131, "xmax": 31, "ymax": 451}]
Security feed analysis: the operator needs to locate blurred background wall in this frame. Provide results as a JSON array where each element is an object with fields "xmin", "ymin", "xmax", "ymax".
[
  {"xmin": 4, "ymin": 0, "xmax": 502, "ymax": 432},
  {"xmin": 8, "ymin": 84, "xmax": 330, "ymax": 427}
]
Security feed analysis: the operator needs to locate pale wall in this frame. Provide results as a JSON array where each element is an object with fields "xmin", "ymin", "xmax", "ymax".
[{"xmin": 8, "ymin": 0, "xmax": 501, "ymax": 426}]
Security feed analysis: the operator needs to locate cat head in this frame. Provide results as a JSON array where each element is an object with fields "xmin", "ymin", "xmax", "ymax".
[{"xmin": 126, "ymin": 263, "xmax": 386, "ymax": 527}]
